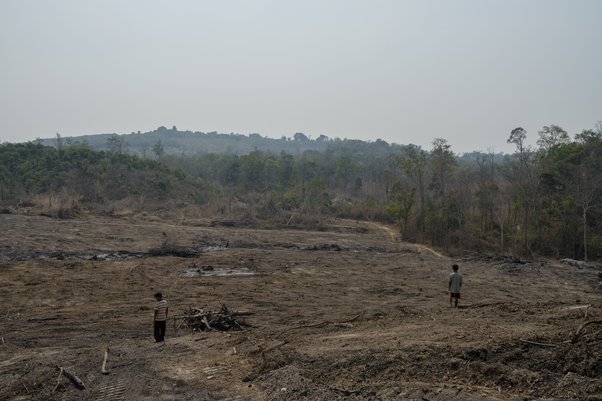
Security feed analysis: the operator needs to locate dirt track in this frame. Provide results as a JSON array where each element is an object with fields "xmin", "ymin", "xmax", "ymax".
[{"xmin": 1, "ymin": 213, "xmax": 602, "ymax": 400}]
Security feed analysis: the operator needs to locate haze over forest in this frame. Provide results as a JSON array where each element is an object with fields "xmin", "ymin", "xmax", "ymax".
[{"xmin": 1, "ymin": 1, "xmax": 601, "ymax": 261}]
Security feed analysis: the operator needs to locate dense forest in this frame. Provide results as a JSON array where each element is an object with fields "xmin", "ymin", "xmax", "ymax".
[
  {"xmin": 2, "ymin": 122, "xmax": 601, "ymax": 260},
  {"xmin": 0, "ymin": 143, "xmax": 209, "ymax": 214}
]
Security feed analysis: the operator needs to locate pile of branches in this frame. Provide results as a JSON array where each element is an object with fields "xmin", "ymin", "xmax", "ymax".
[{"xmin": 176, "ymin": 304, "xmax": 252, "ymax": 332}]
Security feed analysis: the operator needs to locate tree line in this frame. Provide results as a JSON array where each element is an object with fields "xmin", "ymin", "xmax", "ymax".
[
  {"xmin": 158, "ymin": 123, "xmax": 601, "ymax": 260},
  {"xmin": 3, "ymin": 123, "xmax": 601, "ymax": 260}
]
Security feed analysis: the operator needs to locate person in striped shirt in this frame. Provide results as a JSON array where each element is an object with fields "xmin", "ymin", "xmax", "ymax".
[{"xmin": 153, "ymin": 292, "xmax": 169, "ymax": 342}]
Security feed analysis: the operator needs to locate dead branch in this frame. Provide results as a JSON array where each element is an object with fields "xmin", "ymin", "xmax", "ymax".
[
  {"xmin": 277, "ymin": 314, "xmax": 360, "ymax": 335},
  {"xmin": 519, "ymin": 339, "xmax": 561, "ymax": 347},
  {"xmin": 53, "ymin": 367, "xmax": 85, "ymax": 391},
  {"xmin": 101, "ymin": 348, "xmax": 110, "ymax": 375},
  {"xmin": 175, "ymin": 304, "xmax": 250, "ymax": 332},
  {"xmin": 573, "ymin": 319, "xmax": 602, "ymax": 342},
  {"xmin": 53, "ymin": 368, "xmax": 63, "ymax": 392}
]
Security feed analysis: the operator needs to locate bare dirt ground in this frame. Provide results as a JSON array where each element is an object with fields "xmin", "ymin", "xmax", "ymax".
[{"xmin": 1, "ymin": 212, "xmax": 602, "ymax": 401}]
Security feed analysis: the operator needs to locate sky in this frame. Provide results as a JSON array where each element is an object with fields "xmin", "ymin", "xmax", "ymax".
[{"xmin": 1, "ymin": 0, "xmax": 601, "ymax": 154}]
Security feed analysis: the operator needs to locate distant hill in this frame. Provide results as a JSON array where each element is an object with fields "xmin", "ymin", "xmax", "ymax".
[
  {"xmin": 38, "ymin": 127, "xmax": 344, "ymax": 156},
  {"xmin": 36, "ymin": 127, "xmax": 509, "ymax": 161}
]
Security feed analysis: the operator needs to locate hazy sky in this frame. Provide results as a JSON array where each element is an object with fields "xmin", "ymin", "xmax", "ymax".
[{"xmin": 1, "ymin": 0, "xmax": 601, "ymax": 153}]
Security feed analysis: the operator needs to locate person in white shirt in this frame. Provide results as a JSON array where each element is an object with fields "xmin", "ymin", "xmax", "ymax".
[
  {"xmin": 153, "ymin": 292, "xmax": 169, "ymax": 342},
  {"xmin": 448, "ymin": 264, "xmax": 462, "ymax": 307}
]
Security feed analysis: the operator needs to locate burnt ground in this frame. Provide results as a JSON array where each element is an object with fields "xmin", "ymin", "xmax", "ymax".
[{"xmin": 1, "ymin": 213, "xmax": 602, "ymax": 401}]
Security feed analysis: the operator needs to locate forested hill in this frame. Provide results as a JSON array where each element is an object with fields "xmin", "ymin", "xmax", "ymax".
[
  {"xmin": 4, "ymin": 123, "xmax": 602, "ymax": 261},
  {"xmin": 37, "ymin": 126, "xmax": 409, "ymax": 157}
]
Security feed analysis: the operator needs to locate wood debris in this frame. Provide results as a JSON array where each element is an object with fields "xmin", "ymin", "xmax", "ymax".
[
  {"xmin": 174, "ymin": 304, "xmax": 252, "ymax": 332},
  {"xmin": 101, "ymin": 348, "xmax": 110, "ymax": 375},
  {"xmin": 53, "ymin": 367, "xmax": 85, "ymax": 391}
]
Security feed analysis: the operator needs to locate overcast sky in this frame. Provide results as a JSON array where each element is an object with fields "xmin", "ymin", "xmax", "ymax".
[{"xmin": 1, "ymin": 0, "xmax": 601, "ymax": 153}]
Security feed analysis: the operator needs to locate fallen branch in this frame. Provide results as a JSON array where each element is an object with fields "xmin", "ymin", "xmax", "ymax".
[
  {"xmin": 101, "ymin": 348, "xmax": 110, "ymax": 375},
  {"xmin": 277, "ymin": 314, "xmax": 360, "ymax": 335},
  {"xmin": 573, "ymin": 319, "xmax": 602, "ymax": 342},
  {"xmin": 561, "ymin": 304, "xmax": 592, "ymax": 311},
  {"xmin": 559, "ymin": 304, "xmax": 592, "ymax": 320},
  {"xmin": 53, "ymin": 368, "xmax": 63, "ymax": 392},
  {"xmin": 519, "ymin": 339, "xmax": 560, "ymax": 347}
]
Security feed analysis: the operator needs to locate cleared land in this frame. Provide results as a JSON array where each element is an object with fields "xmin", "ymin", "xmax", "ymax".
[{"xmin": 1, "ymin": 213, "xmax": 601, "ymax": 401}]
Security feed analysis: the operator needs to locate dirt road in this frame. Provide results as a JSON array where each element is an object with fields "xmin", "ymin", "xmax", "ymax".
[{"xmin": 1, "ymin": 213, "xmax": 601, "ymax": 400}]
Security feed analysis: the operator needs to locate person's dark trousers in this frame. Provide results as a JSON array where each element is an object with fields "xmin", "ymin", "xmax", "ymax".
[{"xmin": 154, "ymin": 320, "xmax": 166, "ymax": 342}]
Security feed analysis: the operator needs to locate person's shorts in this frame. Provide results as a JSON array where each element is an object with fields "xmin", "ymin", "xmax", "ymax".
[{"xmin": 450, "ymin": 292, "xmax": 460, "ymax": 299}]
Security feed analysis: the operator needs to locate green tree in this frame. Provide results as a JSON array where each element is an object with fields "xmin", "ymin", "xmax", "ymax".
[
  {"xmin": 386, "ymin": 183, "xmax": 415, "ymax": 240},
  {"xmin": 537, "ymin": 124, "xmax": 570, "ymax": 151},
  {"xmin": 398, "ymin": 145, "xmax": 428, "ymax": 233}
]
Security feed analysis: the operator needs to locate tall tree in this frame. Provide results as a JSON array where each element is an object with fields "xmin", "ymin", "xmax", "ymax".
[
  {"xmin": 398, "ymin": 145, "xmax": 428, "ymax": 233},
  {"xmin": 571, "ymin": 130, "xmax": 602, "ymax": 261},
  {"xmin": 507, "ymin": 127, "xmax": 534, "ymax": 253},
  {"xmin": 537, "ymin": 124, "xmax": 570, "ymax": 151},
  {"xmin": 429, "ymin": 138, "xmax": 456, "ymax": 246}
]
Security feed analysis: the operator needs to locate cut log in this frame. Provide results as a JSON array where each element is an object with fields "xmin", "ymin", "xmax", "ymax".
[
  {"xmin": 54, "ymin": 367, "xmax": 85, "ymax": 391},
  {"xmin": 62, "ymin": 368, "xmax": 85, "ymax": 389}
]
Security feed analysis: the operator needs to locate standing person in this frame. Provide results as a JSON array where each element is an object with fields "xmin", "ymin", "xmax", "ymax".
[
  {"xmin": 448, "ymin": 264, "xmax": 462, "ymax": 307},
  {"xmin": 153, "ymin": 292, "xmax": 168, "ymax": 342}
]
